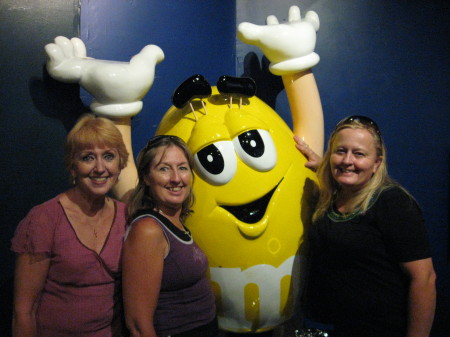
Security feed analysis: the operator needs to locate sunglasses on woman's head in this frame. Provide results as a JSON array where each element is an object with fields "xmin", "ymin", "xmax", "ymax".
[
  {"xmin": 144, "ymin": 135, "xmax": 181, "ymax": 151},
  {"xmin": 336, "ymin": 115, "xmax": 382, "ymax": 138}
]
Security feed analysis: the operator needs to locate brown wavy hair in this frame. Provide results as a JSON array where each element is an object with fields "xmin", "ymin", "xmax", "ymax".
[{"xmin": 127, "ymin": 135, "xmax": 195, "ymax": 221}]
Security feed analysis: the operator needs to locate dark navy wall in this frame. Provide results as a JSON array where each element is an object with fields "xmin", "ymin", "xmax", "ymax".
[
  {"xmin": 0, "ymin": 1, "xmax": 80, "ymax": 335},
  {"xmin": 1, "ymin": 0, "xmax": 448, "ymax": 336},
  {"xmin": 80, "ymin": 0, "xmax": 237, "ymax": 156}
]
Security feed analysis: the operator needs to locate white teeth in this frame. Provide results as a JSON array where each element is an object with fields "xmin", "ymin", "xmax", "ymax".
[
  {"xmin": 91, "ymin": 177, "xmax": 108, "ymax": 181},
  {"xmin": 169, "ymin": 187, "xmax": 182, "ymax": 191}
]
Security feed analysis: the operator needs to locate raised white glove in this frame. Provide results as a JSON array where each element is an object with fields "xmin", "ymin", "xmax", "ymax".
[
  {"xmin": 237, "ymin": 5, "xmax": 320, "ymax": 75},
  {"xmin": 45, "ymin": 36, "xmax": 164, "ymax": 117}
]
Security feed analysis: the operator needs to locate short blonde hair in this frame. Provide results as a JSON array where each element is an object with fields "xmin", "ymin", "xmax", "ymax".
[{"xmin": 64, "ymin": 114, "xmax": 129, "ymax": 172}]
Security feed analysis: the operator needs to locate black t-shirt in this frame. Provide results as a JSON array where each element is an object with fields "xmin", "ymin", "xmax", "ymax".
[{"xmin": 304, "ymin": 186, "xmax": 431, "ymax": 337}]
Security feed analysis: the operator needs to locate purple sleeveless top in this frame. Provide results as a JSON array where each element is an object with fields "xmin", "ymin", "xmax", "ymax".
[{"xmin": 129, "ymin": 211, "xmax": 216, "ymax": 336}]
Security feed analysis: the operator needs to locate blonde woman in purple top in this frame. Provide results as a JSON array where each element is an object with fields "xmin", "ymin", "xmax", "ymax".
[
  {"xmin": 123, "ymin": 135, "xmax": 217, "ymax": 337},
  {"xmin": 11, "ymin": 114, "xmax": 129, "ymax": 337}
]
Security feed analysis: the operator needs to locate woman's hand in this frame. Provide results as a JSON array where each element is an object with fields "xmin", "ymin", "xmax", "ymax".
[{"xmin": 294, "ymin": 135, "xmax": 322, "ymax": 171}]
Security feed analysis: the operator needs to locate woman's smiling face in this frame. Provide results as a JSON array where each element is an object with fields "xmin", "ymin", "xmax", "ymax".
[
  {"xmin": 330, "ymin": 128, "xmax": 382, "ymax": 193},
  {"xmin": 71, "ymin": 145, "xmax": 121, "ymax": 197},
  {"xmin": 144, "ymin": 145, "xmax": 192, "ymax": 213}
]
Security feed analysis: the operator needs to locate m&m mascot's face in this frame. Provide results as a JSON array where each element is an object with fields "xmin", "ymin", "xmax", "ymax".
[{"xmin": 157, "ymin": 75, "xmax": 316, "ymax": 333}]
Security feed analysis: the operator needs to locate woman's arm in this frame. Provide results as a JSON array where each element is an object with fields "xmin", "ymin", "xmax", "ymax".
[
  {"xmin": 122, "ymin": 218, "xmax": 168, "ymax": 337},
  {"xmin": 401, "ymin": 257, "xmax": 436, "ymax": 337},
  {"xmin": 12, "ymin": 253, "xmax": 50, "ymax": 337}
]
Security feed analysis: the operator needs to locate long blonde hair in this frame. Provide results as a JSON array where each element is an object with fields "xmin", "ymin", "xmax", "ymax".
[
  {"xmin": 127, "ymin": 135, "xmax": 195, "ymax": 221},
  {"xmin": 313, "ymin": 116, "xmax": 396, "ymax": 221}
]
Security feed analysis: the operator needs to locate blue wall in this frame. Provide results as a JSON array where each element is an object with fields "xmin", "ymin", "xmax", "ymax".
[
  {"xmin": 1, "ymin": 0, "xmax": 448, "ymax": 335},
  {"xmin": 80, "ymin": 0, "xmax": 237, "ymax": 155}
]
